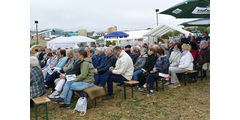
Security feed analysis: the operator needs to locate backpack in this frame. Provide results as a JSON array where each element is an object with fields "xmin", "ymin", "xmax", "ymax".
[{"xmin": 72, "ymin": 97, "xmax": 87, "ymax": 116}]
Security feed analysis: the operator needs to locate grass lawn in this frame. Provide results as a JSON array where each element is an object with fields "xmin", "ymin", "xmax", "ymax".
[{"xmin": 30, "ymin": 74, "xmax": 210, "ymax": 120}]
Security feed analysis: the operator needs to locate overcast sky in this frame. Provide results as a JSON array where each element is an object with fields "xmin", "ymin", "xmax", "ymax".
[{"xmin": 30, "ymin": 0, "xmax": 195, "ymax": 32}]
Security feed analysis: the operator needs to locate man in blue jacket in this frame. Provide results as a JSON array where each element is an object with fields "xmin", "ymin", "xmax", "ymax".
[
  {"xmin": 94, "ymin": 47, "xmax": 117, "ymax": 87},
  {"xmin": 92, "ymin": 47, "xmax": 107, "ymax": 68}
]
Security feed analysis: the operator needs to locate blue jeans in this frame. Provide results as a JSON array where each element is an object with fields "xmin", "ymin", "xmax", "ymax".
[
  {"xmin": 59, "ymin": 81, "xmax": 93, "ymax": 104},
  {"xmin": 146, "ymin": 72, "xmax": 161, "ymax": 90},
  {"xmin": 94, "ymin": 70, "xmax": 112, "ymax": 87},
  {"xmin": 107, "ymin": 73, "xmax": 128, "ymax": 96},
  {"xmin": 132, "ymin": 69, "xmax": 143, "ymax": 81},
  {"xmin": 45, "ymin": 71, "xmax": 60, "ymax": 88}
]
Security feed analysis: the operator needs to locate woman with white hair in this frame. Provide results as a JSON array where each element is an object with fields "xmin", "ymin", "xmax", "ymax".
[
  {"xmin": 30, "ymin": 56, "xmax": 46, "ymax": 101},
  {"xmin": 168, "ymin": 44, "xmax": 194, "ymax": 88}
]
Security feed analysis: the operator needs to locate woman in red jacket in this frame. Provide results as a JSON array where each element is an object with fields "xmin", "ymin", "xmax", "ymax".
[
  {"xmin": 190, "ymin": 41, "xmax": 199, "ymax": 65},
  {"xmin": 190, "ymin": 41, "xmax": 199, "ymax": 82}
]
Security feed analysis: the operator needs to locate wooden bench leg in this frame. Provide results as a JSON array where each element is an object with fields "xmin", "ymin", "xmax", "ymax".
[
  {"xmin": 34, "ymin": 104, "xmax": 38, "ymax": 120},
  {"xmin": 123, "ymin": 84, "xmax": 126, "ymax": 99},
  {"xmin": 94, "ymin": 99, "xmax": 96, "ymax": 107},
  {"xmin": 184, "ymin": 74, "xmax": 186, "ymax": 86},
  {"xmin": 45, "ymin": 103, "xmax": 48, "ymax": 120},
  {"xmin": 162, "ymin": 79, "xmax": 164, "ymax": 91},
  {"xmin": 205, "ymin": 71, "xmax": 207, "ymax": 80},
  {"xmin": 131, "ymin": 86, "xmax": 134, "ymax": 98},
  {"xmin": 155, "ymin": 79, "xmax": 159, "ymax": 91}
]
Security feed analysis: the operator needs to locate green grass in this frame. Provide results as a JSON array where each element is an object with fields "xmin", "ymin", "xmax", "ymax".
[{"xmin": 30, "ymin": 73, "xmax": 210, "ymax": 120}]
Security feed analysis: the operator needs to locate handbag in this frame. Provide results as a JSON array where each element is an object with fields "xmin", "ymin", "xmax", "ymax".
[{"xmin": 72, "ymin": 97, "xmax": 87, "ymax": 116}]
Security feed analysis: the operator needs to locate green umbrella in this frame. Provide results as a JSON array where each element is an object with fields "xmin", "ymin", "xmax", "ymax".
[
  {"xmin": 181, "ymin": 18, "xmax": 210, "ymax": 27},
  {"xmin": 160, "ymin": 0, "xmax": 210, "ymax": 18}
]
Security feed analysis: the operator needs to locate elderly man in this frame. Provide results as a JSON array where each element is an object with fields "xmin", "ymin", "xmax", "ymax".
[
  {"xmin": 92, "ymin": 47, "xmax": 107, "ymax": 68},
  {"xmin": 195, "ymin": 41, "xmax": 210, "ymax": 78},
  {"xmin": 103, "ymin": 46, "xmax": 134, "ymax": 100},
  {"xmin": 94, "ymin": 47, "xmax": 117, "ymax": 87},
  {"xmin": 45, "ymin": 49, "xmax": 74, "ymax": 91}
]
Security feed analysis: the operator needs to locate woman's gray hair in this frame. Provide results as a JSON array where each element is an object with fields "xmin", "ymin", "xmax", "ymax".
[
  {"xmin": 105, "ymin": 47, "xmax": 113, "ymax": 53},
  {"xmin": 140, "ymin": 48, "xmax": 147, "ymax": 53},
  {"xmin": 66, "ymin": 49, "xmax": 73, "ymax": 55},
  {"xmin": 200, "ymin": 41, "xmax": 208, "ymax": 47},
  {"xmin": 131, "ymin": 46, "xmax": 139, "ymax": 53},
  {"xmin": 73, "ymin": 49, "xmax": 79, "ymax": 58},
  {"xmin": 96, "ymin": 47, "xmax": 104, "ymax": 52},
  {"xmin": 30, "ymin": 56, "xmax": 40, "ymax": 67}
]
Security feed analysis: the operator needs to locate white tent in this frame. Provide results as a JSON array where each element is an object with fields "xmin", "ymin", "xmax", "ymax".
[
  {"xmin": 143, "ymin": 24, "xmax": 191, "ymax": 44},
  {"xmin": 47, "ymin": 36, "xmax": 96, "ymax": 49}
]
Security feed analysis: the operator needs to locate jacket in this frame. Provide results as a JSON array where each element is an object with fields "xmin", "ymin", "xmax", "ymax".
[
  {"xmin": 134, "ymin": 54, "xmax": 148, "ymax": 70},
  {"xmin": 130, "ymin": 53, "xmax": 139, "ymax": 64},
  {"xmin": 63, "ymin": 58, "xmax": 74, "ymax": 73},
  {"xmin": 30, "ymin": 66, "xmax": 46, "ymax": 99},
  {"xmin": 54, "ymin": 56, "xmax": 68, "ymax": 72},
  {"xmin": 75, "ymin": 57, "xmax": 94, "ymax": 84},
  {"xmin": 112, "ymin": 50, "xmax": 134, "ymax": 80},
  {"xmin": 154, "ymin": 55, "xmax": 169, "ymax": 74},
  {"xmin": 66, "ymin": 59, "xmax": 82, "ymax": 76},
  {"xmin": 197, "ymin": 47, "xmax": 210, "ymax": 65},
  {"xmin": 97, "ymin": 55, "xmax": 117, "ymax": 74},
  {"xmin": 49, "ymin": 55, "xmax": 59, "ymax": 68},
  {"xmin": 178, "ymin": 51, "xmax": 194, "ymax": 70},
  {"xmin": 169, "ymin": 50, "xmax": 182, "ymax": 67},
  {"xmin": 142, "ymin": 54, "xmax": 157, "ymax": 72},
  {"xmin": 92, "ymin": 53, "xmax": 107, "ymax": 68},
  {"xmin": 191, "ymin": 49, "xmax": 199, "ymax": 65}
]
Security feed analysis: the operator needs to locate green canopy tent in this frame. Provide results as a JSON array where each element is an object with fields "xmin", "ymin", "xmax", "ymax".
[
  {"xmin": 180, "ymin": 18, "xmax": 210, "ymax": 27},
  {"xmin": 160, "ymin": 0, "xmax": 210, "ymax": 18}
]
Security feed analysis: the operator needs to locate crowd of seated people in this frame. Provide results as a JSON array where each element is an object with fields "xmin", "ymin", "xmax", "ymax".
[{"xmin": 30, "ymin": 33, "xmax": 210, "ymax": 108}]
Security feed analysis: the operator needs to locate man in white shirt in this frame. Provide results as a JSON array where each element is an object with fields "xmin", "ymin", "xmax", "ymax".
[{"xmin": 103, "ymin": 46, "xmax": 134, "ymax": 100}]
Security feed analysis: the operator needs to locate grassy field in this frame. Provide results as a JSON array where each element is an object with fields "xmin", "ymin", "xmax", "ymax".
[{"xmin": 30, "ymin": 74, "xmax": 210, "ymax": 120}]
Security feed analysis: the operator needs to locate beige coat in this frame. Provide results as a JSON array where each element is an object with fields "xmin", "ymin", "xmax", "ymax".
[{"xmin": 112, "ymin": 50, "xmax": 134, "ymax": 80}]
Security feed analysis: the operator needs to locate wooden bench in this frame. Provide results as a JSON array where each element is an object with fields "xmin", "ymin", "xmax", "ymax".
[
  {"xmin": 123, "ymin": 80, "xmax": 139, "ymax": 99},
  {"xmin": 76, "ymin": 85, "xmax": 106, "ymax": 107},
  {"xmin": 32, "ymin": 95, "xmax": 51, "ymax": 120},
  {"xmin": 183, "ymin": 70, "xmax": 197, "ymax": 86},
  {"xmin": 201, "ymin": 63, "xmax": 210, "ymax": 80},
  {"xmin": 155, "ymin": 76, "xmax": 171, "ymax": 91}
]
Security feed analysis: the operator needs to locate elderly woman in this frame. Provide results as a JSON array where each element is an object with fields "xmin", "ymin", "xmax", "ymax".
[
  {"xmin": 130, "ymin": 46, "xmax": 139, "ymax": 64},
  {"xmin": 53, "ymin": 50, "xmax": 94, "ymax": 108},
  {"xmin": 168, "ymin": 44, "xmax": 194, "ymax": 88},
  {"xmin": 30, "ymin": 56, "xmax": 46, "ymax": 105},
  {"xmin": 164, "ymin": 43, "xmax": 182, "ymax": 85},
  {"xmin": 132, "ymin": 48, "xmax": 148, "ymax": 81}
]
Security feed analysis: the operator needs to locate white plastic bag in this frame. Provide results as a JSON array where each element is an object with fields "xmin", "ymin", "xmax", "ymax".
[{"xmin": 72, "ymin": 97, "xmax": 87, "ymax": 116}]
